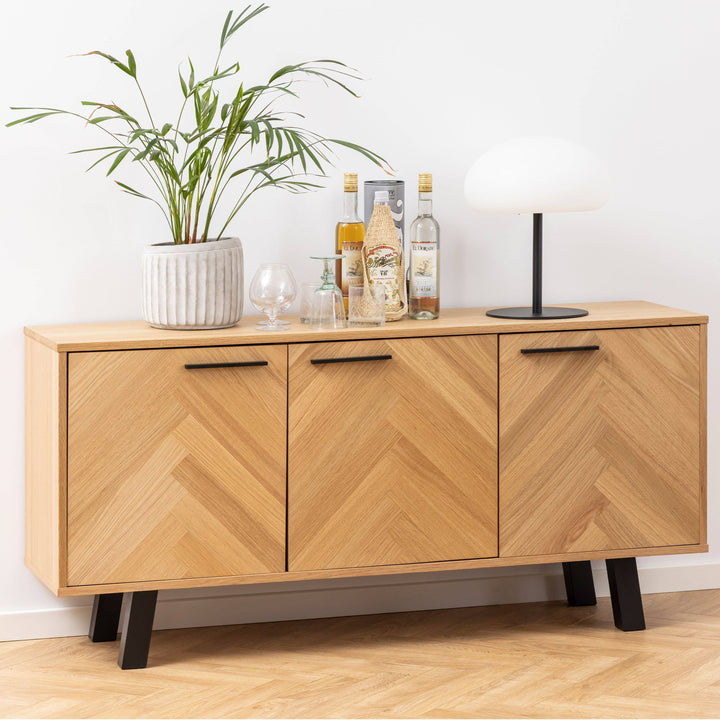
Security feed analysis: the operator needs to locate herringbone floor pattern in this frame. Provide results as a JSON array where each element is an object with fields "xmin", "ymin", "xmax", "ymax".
[{"xmin": 2, "ymin": 589, "xmax": 720, "ymax": 718}]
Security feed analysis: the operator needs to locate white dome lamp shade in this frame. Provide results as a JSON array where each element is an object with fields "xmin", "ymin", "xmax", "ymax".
[{"xmin": 464, "ymin": 137, "xmax": 610, "ymax": 319}]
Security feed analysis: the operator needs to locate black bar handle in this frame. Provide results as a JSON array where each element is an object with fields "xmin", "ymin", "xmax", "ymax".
[
  {"xmin": 185, "ymin": 361, "xmax": 269, "ymax": 369},
  {"xmin": 521, "ymin": 345, "xmax": 600, "ymax": 355},
  {"xmin": 311, "ymin": 354, "xmax": 393, "ymax": 365}
]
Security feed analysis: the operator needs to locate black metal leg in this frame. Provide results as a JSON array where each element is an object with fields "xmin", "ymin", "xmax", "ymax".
[
  {"xmin": 118, "ymin": 590, "xmax": 158, "ymax": 669},
  {"xmin": 606, "ymin": 557, "xmax": 646, "ymax": 631},
  {"xmin": 88, "ymin": 593, "xmax": 124, "ymax": 642},
  {"xmin": 562, "ymin": 561, "xmax": 597, "ymax": 606}
]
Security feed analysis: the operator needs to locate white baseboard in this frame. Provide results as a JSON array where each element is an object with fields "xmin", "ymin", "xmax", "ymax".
[{"xmin": 2, "ymin": 561, "xmax": 719, "ymax": 642}]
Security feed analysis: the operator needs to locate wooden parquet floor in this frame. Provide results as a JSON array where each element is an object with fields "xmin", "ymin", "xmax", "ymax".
[{"xmin": 2, "ymin": 589, "xmax": 720, "ymax": 719}]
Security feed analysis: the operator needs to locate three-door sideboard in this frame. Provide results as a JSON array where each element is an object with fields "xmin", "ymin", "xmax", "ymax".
[{"xmin": 25, "ymin": 301, "xmax": 708, "ymax": 669}]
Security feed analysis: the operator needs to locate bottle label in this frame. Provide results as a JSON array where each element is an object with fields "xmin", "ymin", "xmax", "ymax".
[
  {"xmin": 366, "ymin": 244, "xmax": 402, "ymax": 310},
  {"xmin": 341, "ymin": 241, "xmax": 364, "ymax": 294},
  {"xmin": 410, "ymin": 242, "xmax": 437, "ymax": 297}
]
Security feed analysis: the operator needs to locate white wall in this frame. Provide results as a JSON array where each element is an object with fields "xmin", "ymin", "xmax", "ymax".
[{"xmin": 1, "ymin": 0, "xmax": 718, "ymax": 640}]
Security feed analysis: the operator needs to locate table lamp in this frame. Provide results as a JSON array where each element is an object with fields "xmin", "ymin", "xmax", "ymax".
[{"xmin": 464, "ymin": 136, "xmax": 610, "ymax": 319}]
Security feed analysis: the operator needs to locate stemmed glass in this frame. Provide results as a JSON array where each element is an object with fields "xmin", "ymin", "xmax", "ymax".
[
  {"xmin": 309, "ymin": 255, "xmax": 347, "ymax": 330},
  {"xmin": 249, "ymin": 263, "xmax": 297, "ymax": 331},
  {"xmin": 257, "ymin": 315, "xmax": 290, "ymax": 327}
]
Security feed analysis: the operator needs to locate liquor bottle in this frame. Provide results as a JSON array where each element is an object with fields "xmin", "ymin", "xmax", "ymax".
[
  {"xmin": 335, "ymin": 173, "xmax": 365, "ymax": 313},
  {"xmin": 408, "ymin": 173, "xmax": 440, "ymax": 319},
  {"xmin": 363, "ymin": 180, "xmax": 405, "ymax": 243},
  {"xmin": 362, "ymin": 191, "xmax": 407, "ymax": 321}
]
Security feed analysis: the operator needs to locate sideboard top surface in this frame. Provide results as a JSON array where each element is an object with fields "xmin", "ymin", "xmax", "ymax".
[{"xmin": 25, "ymin": 301, "xmax": 708, "ymax": 352}]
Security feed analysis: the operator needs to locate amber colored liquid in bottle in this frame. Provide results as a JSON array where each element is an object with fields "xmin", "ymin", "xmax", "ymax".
[{"xmin": 335, "ymin": 174, "xmax": 365, "ymax": 313}]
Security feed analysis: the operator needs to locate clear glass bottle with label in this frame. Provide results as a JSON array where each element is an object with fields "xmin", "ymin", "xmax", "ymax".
[
  {"xmin": 409, "ymin": 173, "xmax": 440, "ymax": 319},
  {"xmin": 335, "ymin": 172, "xmax": 365, "ymax": 314}
]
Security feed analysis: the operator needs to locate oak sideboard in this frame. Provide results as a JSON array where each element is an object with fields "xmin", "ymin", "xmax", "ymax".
[{"xmin": 25, "ymin": 301, "xmax": 708, "ymax": 668}]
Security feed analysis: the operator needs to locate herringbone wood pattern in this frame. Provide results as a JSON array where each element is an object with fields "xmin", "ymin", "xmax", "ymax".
[
  {"xmin": 500, "ymin": 326, "xmax": 702, "ymax": 557},
  {"xmin": 288, "ymin": 336, "xmax": 498, "ymax": 571},
  {"xmin": 2, "ymin": 589, "xmax": 720, "ymax": 718},
  {"xmin": 67, "ymin": 345, "xmax": 287, "ymax": 586}
]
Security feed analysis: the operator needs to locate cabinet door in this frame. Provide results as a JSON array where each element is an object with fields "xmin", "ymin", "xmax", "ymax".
[
  {"xmin": 67, "ymin": 345, "xmax": 287, "ymax": 586},
  {"xmin": 288, "ymin": 336, "xmax": 498, "ymax": 571},
  {"xmin": 499, "ymin": 326, "xmax": 702, "ymax": 557}
]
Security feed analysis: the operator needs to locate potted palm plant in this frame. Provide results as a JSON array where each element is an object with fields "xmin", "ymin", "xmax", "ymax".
[{"xmin": 8, "ymin": 4, "xmax": 389, "ymax": 329}]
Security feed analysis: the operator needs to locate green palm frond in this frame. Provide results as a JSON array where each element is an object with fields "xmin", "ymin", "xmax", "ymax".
[{"xmin": 7, "ymin": 5, "xmax": 392, "ymax": 244}]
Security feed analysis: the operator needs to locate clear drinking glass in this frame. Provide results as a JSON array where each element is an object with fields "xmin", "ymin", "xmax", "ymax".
[
  {"xmin": 300, "ymin": 282, "xmax": 322, "ymax": 323},
  {"xmin": 249, "ymin": 263, "xmax": 297, "ymax": 331},
  {"xmin": 348, "ymin": 285, "xmax": 385, "ymax": 327},
  {"xmin": 309, "ymin": 255, "xmax": 347, "ymax": 330}
]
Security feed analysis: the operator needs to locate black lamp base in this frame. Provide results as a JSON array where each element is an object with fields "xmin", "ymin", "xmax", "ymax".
[
  {"xmin": 491, "ymin": 214, "xmax": 590, "ymax": 322},
  {"xmin": 486, "ymin": 306, "xmax": 589, "ymax": 320}
]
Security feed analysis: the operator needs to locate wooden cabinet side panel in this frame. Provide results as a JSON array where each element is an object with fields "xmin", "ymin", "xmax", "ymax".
[
  {"xmin": 699, "ymin": 323, "xmax": 708, "ymax": 545},
  {"xmin": 25, "ymin": 337, "xmax": 66, "ymax": 593}
]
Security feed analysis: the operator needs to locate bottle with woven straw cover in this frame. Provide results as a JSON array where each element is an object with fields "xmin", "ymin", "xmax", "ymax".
[{"xmin": 362, "ymin": 190, "xmax": 406, "ymax": 321}]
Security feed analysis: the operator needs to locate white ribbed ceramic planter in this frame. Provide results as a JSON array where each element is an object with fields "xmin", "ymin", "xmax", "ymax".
[{"xmin": 142, "ymin": 237, "xmax": 243, "ymax": 330}]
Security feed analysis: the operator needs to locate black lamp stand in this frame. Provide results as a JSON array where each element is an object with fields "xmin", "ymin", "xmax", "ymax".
[{"xmin": 486, "ymin": 213, "xmax": 588, "ymax": 320}]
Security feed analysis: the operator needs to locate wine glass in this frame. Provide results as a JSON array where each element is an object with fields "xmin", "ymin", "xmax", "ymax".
[
  {"xmin": 249, "ymin": 263, "xmax": 297, "ymax": 331},
  {"xmin": 309, "ymin": 255, "xmax": 347, "ymax": 330},
  {"xmin": 257, "ymin": 316, "xmax": 291, "ymax": 326}
]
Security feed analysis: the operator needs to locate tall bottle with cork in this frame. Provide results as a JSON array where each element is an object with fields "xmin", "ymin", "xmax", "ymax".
[
  {"xmin": 335, "ymin": 172, "xmax": 365, "ymax": 313},
  {"xmin": 362, "ymin": 191, "xmax": 407, "ymax": 321},
  {"xmin": 408, "ymin": 173, "xmax": 440, "ymax": 319}
]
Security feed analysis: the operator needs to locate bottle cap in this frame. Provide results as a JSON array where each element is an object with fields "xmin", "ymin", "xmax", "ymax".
[
  {"xmin": 419, "ymin": 172, "xmax": 432, "ymax": 192},
  {"xmin": 343, "ymin": 172, "xmax": 358, "ymax": 192},
  {"xmin": 374, "ymin": 190, "xmax": 390, "ymax": 204}
]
